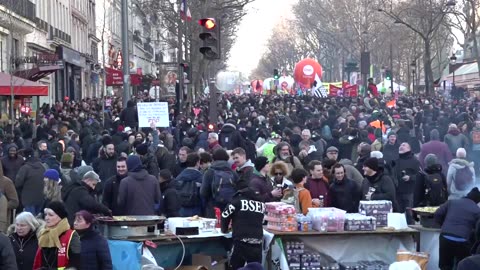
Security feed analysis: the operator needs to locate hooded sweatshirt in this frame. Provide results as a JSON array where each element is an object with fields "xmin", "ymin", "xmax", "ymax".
[
  {"xmin": 447, "ymin": 158, "xmax": 475, "ymax": 200},
  {"xmin": 117, "ymin": 169, "xmax": 162, "ymax": 215}
]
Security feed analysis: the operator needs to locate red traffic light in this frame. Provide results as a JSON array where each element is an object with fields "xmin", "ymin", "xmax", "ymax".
[{"xmin": 199, "ymin": 18, "xmax": 216, "ymax": 30}]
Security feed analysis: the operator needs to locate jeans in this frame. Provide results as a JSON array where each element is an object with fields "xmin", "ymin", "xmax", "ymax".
[{"xmin": 24, "ymin": 205, "xmax": 43, "ymax": 216}]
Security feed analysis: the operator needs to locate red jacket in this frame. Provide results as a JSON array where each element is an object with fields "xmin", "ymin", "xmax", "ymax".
[
  {"xmin": 33, "ymin": 229, "xmax": 75, "ymax": 270},
  {"xmin": 368, "ymin": 83, "xmax": 379, "ymax": 97}
]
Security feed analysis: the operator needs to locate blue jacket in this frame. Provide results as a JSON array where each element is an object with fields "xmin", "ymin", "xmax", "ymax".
[
  {"xmin": 79, "ymin": 228, "xmax": 112, "ymax": 270},
  {"xmin": 175, "ymin": 168, "xmax": 203, "ymax": 217},
  {"xmin": 434, "ymin": 198, "xmax": 480, "ymax": 240}
]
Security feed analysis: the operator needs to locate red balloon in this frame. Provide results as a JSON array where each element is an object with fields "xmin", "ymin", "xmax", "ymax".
[{"xmin": 294, "ymin": 58, "xmax": 323, "ymax": 88}]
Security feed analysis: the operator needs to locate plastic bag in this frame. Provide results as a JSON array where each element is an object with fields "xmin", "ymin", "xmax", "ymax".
[
  {"xmin": 389, "ymin": 260, "xmax": 421, "ymax": 270},
  {"xmin": 108, "ymin": 240, "xmax": 142, "ymax": 270}
]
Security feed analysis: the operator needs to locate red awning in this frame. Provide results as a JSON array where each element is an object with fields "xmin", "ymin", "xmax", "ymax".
[
  {"xmin": 105, "ymin": 67, "xmax": 123, "ymax": 86},
  {"xmin": 0, "ymin": 72, "xmax": 48, "ymax": 96},
  {"xmin": 13, "ymin": 65, "xmax": 63, "ymax": 81}
]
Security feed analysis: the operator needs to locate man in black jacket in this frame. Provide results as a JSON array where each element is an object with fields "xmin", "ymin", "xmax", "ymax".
[
  {"xmin": 102, "ymin": 157, "xmax": 128, "ymax": 215},
  {"xmin": 219, "ymin": 120, "xmax": 245, "ymax": 150},
  {"xmin": 62, "ymin": 170, "xmax": 111, "ymax": 225},
  {"xmin": 362, "ymin": 157, "xmax": 398, "ymax": 212},
  {"xmin": 120, "ymin": 100, "xmax": 138, "ymax": 129},
  {"xmin": 394, "ymin": 143, "xmax": 420, "ymax": 223},
  {"xmin": 221, "ymin": 178, "xmax": 265, "ymax": 270},
  {"xmin": 159, "ymin": 169, "xmax": 180, "ymax": 217}
]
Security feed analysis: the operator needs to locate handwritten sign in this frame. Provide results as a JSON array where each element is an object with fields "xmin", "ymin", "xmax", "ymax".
[{"xmin": 137, "ymin": 102, "xmax": 169, "ymax": 127}]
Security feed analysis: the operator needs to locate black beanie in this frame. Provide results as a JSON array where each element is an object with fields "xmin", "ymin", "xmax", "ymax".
[
  {"xmin": 467, "ymin": 187, "xmax": 480, "ymax": 204},
  {"xmin": 363, "ymin": 157, "xmax": 379, "ymax": 172},
  {"xmin": 135, "ymin": 143, "xmax": 149, "ymax": 156},
  {"xmin": 254, "ymin": 156, "xmax": 269, "ymax": 171},
  {"xmin": 46, "ymin": 201, "xmax": 68, "ymax": 219}
]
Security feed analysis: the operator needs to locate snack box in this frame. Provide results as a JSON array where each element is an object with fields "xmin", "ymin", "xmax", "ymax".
[
  {"xmin": 359, "ymin": 200, "xmax": 392, "ymax": 215},
  {"xmin": 267, "ymin": 221, "xmax": 297, "ymax": 231},
  {"xmin": 344, "ymin": 213, "xmax": 377, "ymax": 231},
  {"xmin": 265, "ymin": 212, "xmax": 296, "ymax": 223},
  {"xmin": 265, "ymin": 202, "xmax": 296, "ymax": 215}
]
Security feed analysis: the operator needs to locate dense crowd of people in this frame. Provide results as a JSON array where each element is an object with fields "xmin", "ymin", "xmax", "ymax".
[{"xmin": 0, "ymin": 91, "xmax": 479, "ymax": 269}]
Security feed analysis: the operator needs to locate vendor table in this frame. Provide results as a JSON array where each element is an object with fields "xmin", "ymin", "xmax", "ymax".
[
  {"xmin": 410, "ymin": 225, "xmax": 440, "ymax": 270},
  {"xmin": 266, "ymin": 228, "xmax": 420, "ymax": 270}
]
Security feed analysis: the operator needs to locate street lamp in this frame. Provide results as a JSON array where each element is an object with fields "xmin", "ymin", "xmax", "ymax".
[
  {"xmin": 410, "ymin": 60, "xmax": 416, "ymax": 95},
  {"xmin": 450, "ymin": 53, "xmax": 457, "ymax": 87}
]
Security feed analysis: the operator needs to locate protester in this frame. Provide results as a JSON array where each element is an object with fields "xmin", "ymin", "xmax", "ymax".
[
  {"xmin": 329, "ymin": 164, "xmax": 361, "ymax": 213},
  {"xmin": 8, "ymin": 212, "xmax": 42, "ymax": 270},
  {"xmin": 447, "ymin": 148, "xmax": 475, "ymax": 200},
  {"xmin": 362, "ymin": 157, "xmax": 398, "ymax": 211},
  {"xmin": 159, "ymin": 169, "xmax": 180, "ymax": 218},
  {"xmin": 33, "ymin": 201, "xmax": 81, "ymax": 269},
  {"xmin": 15, "ymin": 148, "xmax": 45, "ymax": 216},
  {"xmin": 74, "ymin": 210, "xmax": 112, "ymax": 270}
]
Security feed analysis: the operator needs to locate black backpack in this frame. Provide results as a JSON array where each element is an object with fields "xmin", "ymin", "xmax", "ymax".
[
  {"xmin": 424, "ymin": 172, "xmax": 447, "ymax": 206},
  {"xmin": 211, "ymin": 169, "xmax": 237, "ymax": 207},
  {"xmin": 175, "ymin": 179, "xmax": 201, "ymax": 208}
]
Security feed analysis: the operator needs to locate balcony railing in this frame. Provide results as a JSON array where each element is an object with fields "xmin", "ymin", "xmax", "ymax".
[
  {"xmin": 0, "ymin": 0, "xmax": 36, "ymax": 22},
  {"xmin": 144, "ymin": 42, "xmax": 153, "ymax": 56}
]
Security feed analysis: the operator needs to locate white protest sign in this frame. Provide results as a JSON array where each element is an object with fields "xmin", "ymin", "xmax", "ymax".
[{"xmin": 137, "ymin": 102, "xmax": 169, "ymax": 127}]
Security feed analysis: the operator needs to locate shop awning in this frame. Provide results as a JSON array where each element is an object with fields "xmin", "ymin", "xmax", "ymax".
[
  {"xmin": 13, "ymin": 65, "xmax": 63, "ymax": 81},
  {"xmin": 0, "ymin": 72, "xmax": 48, "ymax": 96}
]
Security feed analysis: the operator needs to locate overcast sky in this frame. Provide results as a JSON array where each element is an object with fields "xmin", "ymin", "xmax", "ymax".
[{"xmin": 227, "ymin": 0, "xmax": 298, "ymax": 76}]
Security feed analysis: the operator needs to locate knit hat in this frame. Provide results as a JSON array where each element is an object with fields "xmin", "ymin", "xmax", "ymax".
[
  {"xmin": 254, "ymin": 156, "xmax": 269, "ymax": 171},
  {"xmin": 136, "ymin": 143, "xmax": 149, "ymax": 156},
  {"xmin": 359, "ymin": 143, "xmax": 372, "ymax": 156},
  {"xmin": 239, "ymin": 262, "xmax": 264, "ymax": 270},
  {"xmin": 76, "ymin": 165, "xmax": 94, "ymax": 180},
  {"xmin": 363, "ymin": 157, "xmax": 379, "ymax": 172},
  {"xmin": 424, "ymin": 154, "xmax": 438, "ymax": 168},
  {"xmin": 467, "ymin": 187, "xmax": 480, "ymax": 204},
  {"xmin": 326, "ymin": 146, "xmax": 339, "ymax": 153},
  {"xmin": 44, "ymin": 169, "xmax": 60, "ymax": 182},
  {"xmin": 61, "ymin": 153, "xmax": 74, "ymax": 163},
  {"xmin": 387, "ymin": 131, "xmax": 396, "ymax": 138},
  {"xmin": 46, "ymin": 201, "xmax": 68, "ymax": 219},
  {"xmin": 127, "ymin": 155, "xmax": 143, "ymax": 172}
]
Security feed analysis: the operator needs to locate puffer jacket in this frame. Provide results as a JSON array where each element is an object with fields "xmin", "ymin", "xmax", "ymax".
[{"xmin": 446, "ymin": 158, "xmax": 475, "ymax": 200}]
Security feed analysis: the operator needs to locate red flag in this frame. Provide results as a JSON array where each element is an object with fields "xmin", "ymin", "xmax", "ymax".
[{"xmin": 180, "ymin": 0, "xmax": 192, "ymax": 21}]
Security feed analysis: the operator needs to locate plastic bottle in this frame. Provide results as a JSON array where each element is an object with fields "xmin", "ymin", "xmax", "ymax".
[{"xmin": 319, "ymin": 195, "xmax": 324, "ymax": 207}]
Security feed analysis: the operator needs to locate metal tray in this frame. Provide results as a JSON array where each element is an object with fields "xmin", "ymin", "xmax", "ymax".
[{"xmin": 96, "ymin": 215, "xmax": 166, "ymax": 226}]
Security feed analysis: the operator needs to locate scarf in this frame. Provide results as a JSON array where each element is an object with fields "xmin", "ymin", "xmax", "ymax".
[{"xmin": 38, "ymin": 218, "xmax": 71, "ymax": 248}]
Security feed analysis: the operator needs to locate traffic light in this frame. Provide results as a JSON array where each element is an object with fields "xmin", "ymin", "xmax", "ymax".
[
  {"xmin": 198, "ymin": 18, "xmax": 221, "ymax": 60},
  {"xmin": 385, "ymin": 69, "xmax": 392, "ymax": 80},
  {"xmin": 273, "ymin": 69, "xmax": 279, "ymax": 79}
]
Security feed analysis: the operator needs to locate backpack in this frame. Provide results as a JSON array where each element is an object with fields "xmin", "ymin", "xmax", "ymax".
[
  {"xmin": 219, "ymin": 133, "xmax": 235, "ymax": 150},
  {"xmin": 211, "ymin": 169, "xmax": 237, "ymax": 206},
  {"xmin": 281, "ymin": 187, "xmax": 304, "ymax": 214},
  {"xmin": 175, "ymin": 180, "xmax": 201, "ymax": 208},
  {"xmin": 454, "ymin": 166, "xmax": 474, "ymax": 191},
  {"xmin": 424, "ymin": 172, "xmax": 447, "ymax": 206}
]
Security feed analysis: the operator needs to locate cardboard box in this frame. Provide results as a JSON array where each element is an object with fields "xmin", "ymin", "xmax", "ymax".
[{"xmin": 192, "ymin": 254, "xmax": 227, "ymax": 270}]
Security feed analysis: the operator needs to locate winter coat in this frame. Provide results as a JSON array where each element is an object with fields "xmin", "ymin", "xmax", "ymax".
[
  {"xmin": 218, "ymin": 123, "xmax": 245, "ymax": 150},
  {"xmin": 413, "ymin": 164, "xmax": 448, "ymax": 207},
  {"xmin": 62, "ymin": 181, "xmax": 111, "ymax": 225},
  {"xmin": 120, "ymin": 101, "xmax": 138, "ymax": 128},
  {"xmin": 338, "ymin": 159, "xmax": 364, "ymax": 187},
  {"xmin": 394, "ymin": 152, "xmax": 421, "ymax": 195},
  {"xmin": 418, "ymin": 140, "xmax": 452, "ymax": 175},
  {"xmin": 155, "ymin": 146, "xmax": 176, "ymax": 171},
  {"xmin": 444, "ymin": 129, "xmax": 469, "ymax": 155},
  {"xmin": 195, "ymin": 131, "xmax": 209, "ymax": 151},
  {"xmin": 362, "ymin": 173, "xmax": 398, "ymax": 212},
  {"xmin": 78, "ymin": 227, "xmax": 112, "ymax": 270},
  {"xmin": 338, "ymin": 136, "xmax": 355, "ymax": 161},
  {"xmin": 221, "ymin": 188, "xmax": 265, "ymax": 242},
  {"xmin": 249, "ymin": 170, "xmax": 274, "ymax": 202},
  {"xmin": 160, "ymin": 181, "xmax": 180, "ymax": 218},
  {"xmin": 209, "ymin": 141, "xmax": 223, "ymax": 155},
  {"xmin": 92, "ymin": 152, "xmax": 117, "ymax": 183},
  {"xmin": 118, "ymin": 169, "xmax": 162, "ymax": 215},
  {"xmin": 201, "ymin": 160, "xmax": 239, "ymax": 209},
  {"xmin": 305, "ymin": 177, "xmax": 330, "ymax": 207},
  {"xmin": 434, "ymin": 198, "xmax": 480, "ymax": 240},
  {"xmin": 15, "ymin": 158, "xmax": 45, "ymax": 206},
  {"xmin": 330, "ymin": 177, "xmax": 361, "ymax": 213},
  {"xmin": 140, "ymin": 152, "xmax": 159, "ymax": 178},
  {"xmin": 1, "ymin": 156, "xmax": 24, "ymax": 184},
  {"xmin": 446, "ymin": 158, "xmax": 476, "ymax": 200},
  {"xmin": 172, "ymin": 161, "xmax": 188, "ymax": 178},
  {"xmin": 0, "ymin": 233, "xmax": 17, "ymax": 270},
  {"xmin": 382, "ymin": 142, "xmax": 399, "ymax": 165},
  {"xmin": 236, "ymin": 160, "xmax": 255, "ymax": 185},
  {"xmin": 175, "ymin": 168, "xmax": 203, "ymax": 217},
  {"xmin": 102, "ymin": 174, "xmax": 127, "ymax": 216},
  {"xmin": 8, "ymin": 228, "xmax": 39, "ymax": 270},
  {"xmin": 458, "ymin": 255, "xmax": 480, "ymax": 270},
  {"xmin": 0, "ymin": 177, "xmax": 18, "ymax": 233}
]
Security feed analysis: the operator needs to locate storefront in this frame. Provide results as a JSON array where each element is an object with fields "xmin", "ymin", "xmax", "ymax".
[{"xmin": 56, "ymin": 46, "xmax": 86, "ymax": 101}]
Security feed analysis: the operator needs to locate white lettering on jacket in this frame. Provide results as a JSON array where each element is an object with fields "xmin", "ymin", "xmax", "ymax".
[
  {"xmin": 240, "ymin": 200, "xmax": 265, "ymax": 214},
  {"xmin": 222, "ymin": 204, "xmax": 236, "ymax": 218}
]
